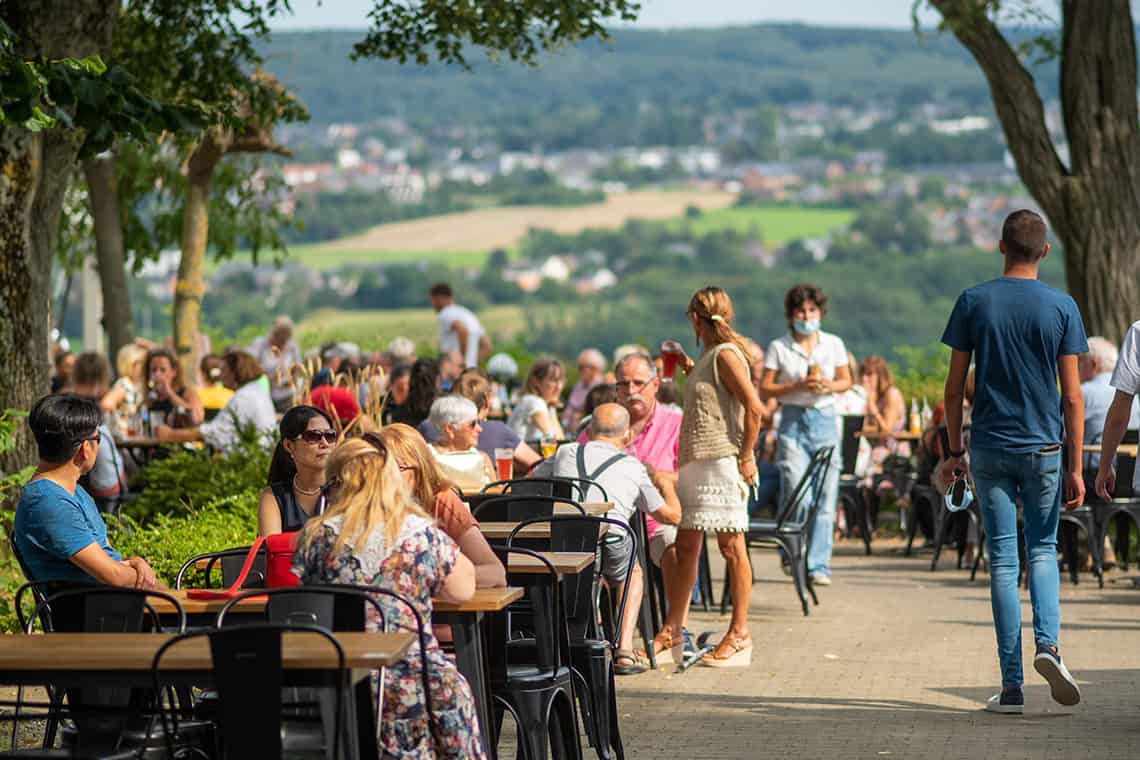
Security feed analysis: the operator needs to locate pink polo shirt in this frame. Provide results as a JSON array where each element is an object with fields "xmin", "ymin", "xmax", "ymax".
[{"xmin": 578, "ymin": 401, "xmax": 681, "ymax": 537}]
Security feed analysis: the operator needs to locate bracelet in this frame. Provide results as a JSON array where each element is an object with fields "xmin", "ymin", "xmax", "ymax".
[{"xmin": 948, "ymin": 448, "xmax": 966, "ymax": 458}]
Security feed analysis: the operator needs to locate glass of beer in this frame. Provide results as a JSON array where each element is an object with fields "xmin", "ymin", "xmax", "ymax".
[
  {"xmin": 659, "ymin": 340, "xmax": 684, "ymax": 382},
  {"xmin": 494, "ymin": 448, "xmax": 514, "ymax": 480},
  {"xmin": 540, "ymin": 437, "xmax": 558, "ymax": 459}
]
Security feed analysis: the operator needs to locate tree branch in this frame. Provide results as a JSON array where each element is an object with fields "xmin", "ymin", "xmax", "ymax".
[{"xmin": 930, "ymin": 0, "xmax": 1067, "ymax": 213}]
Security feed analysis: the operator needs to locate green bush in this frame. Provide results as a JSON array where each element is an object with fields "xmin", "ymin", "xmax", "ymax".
[
  {"xmin": 111, "ymin": 489, "xmax": 260, "ymax": 585},
  {"xmin": 125, "ymin": 425, "xmax": 273, "ymax": 522},
  {"xmin": 893, "ymin": 343, "xmax": 951, "ymax": 407}
]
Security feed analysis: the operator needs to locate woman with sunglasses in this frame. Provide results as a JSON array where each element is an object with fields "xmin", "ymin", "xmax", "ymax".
[
  {"xmin": 258, "ymin": 405, "xmax": 337, "ymax": 535},
  {"xmin": 294, "ymin": 435, "xmax": 484, "ymax": 758},
  {"xmin": 428, "ymin": 395, "xmax": 496, "ymax": 487},
  {"xmin": 379, "ymin": 424, "xmax": 506, "ymax": 588}
]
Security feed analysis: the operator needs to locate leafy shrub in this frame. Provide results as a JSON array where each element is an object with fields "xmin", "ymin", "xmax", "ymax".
[
  {"xmin": 893, "ymin": 343, "xmax": 951, "ymax": 407},
  {"xmin": 111, "ymin": 489, "xmax": 260, "ymax": 585},
  {"xmin": 0, "ymin": 409, "xmax": 34, "ymax": 509},
  {"xmin": 125, "ymin": 424, "xmax": 273, "ymax": 522}
]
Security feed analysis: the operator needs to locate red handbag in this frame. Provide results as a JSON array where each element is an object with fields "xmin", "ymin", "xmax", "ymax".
[{"xmin": 185, "ymin": 532, "xmax": 299, "ymax": 600}]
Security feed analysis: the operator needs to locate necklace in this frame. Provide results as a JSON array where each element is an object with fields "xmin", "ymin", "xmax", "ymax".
[{"xmin": 293, "ymin": 474, "xmax": 322, "ymax": 496}]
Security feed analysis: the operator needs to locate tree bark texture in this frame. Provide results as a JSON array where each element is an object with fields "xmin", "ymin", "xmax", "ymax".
[
  {"xmin": 174, "ymin": 128, "xmax": 229, "ymax": 385},
  {"xmin": 0, "ymin": 1, "xmax": 118, "ymax": 471},
  {"xmin": 83, "ymin": 154, "xmax": 134, "ymax": 358},
  {"xmin": 932, "ymin": 0, "xmax": 1140, "ymax": 343}
]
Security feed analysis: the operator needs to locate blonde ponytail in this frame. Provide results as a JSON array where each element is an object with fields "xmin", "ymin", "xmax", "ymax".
[{"xmin": 687, "ymin": 286, "xmax": 752, "ymax": 358}]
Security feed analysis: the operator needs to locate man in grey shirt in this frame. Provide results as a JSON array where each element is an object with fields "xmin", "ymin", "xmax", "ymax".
[{"xmin": 532, "ymin": 403, "xmax": 680, "ymax": 674}]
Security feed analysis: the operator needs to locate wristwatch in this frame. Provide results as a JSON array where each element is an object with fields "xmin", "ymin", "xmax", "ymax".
[{"xmin": 948, "ymin": 448, "xmax": 966, "ymax": 458}]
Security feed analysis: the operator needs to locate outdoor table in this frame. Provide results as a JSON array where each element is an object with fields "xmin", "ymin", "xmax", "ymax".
[
  {"xmin": 1083, "ymin": 444, "xmax": 1139, "ymax": 457},
  {"xmin": 434, "ymin": 587, "xmax": 525, "ymax": 760},
  {"xmin": 479, "ymin": 522, "xmax": 552, "ymax": 540},
  {"xmin": 856, "ymin": 430, "xmax": 923, "ymax": 442},
  {"xmin": 113, "ymin": 436, "xmax": 173, "ymax": 466},
  {"xmin": 0, "ymin": 631, "xmax": 413, "ymax": 760}
]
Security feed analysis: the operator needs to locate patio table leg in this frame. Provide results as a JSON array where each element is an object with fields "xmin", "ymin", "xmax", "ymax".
[{"xmin": 446, "ymin": 611, "xmax": 496, "ymax": 760}]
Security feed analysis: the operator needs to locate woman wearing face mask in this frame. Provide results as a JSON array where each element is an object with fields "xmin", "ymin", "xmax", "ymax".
[{"xmin": 759, "ymin": 283, "xmax": 852, "ymax": 585}]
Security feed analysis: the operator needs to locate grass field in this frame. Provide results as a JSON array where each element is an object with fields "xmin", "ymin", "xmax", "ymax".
[
  {"xmin": 293, "ymin": 189, "xmax": 735, "ymax": 270},
  {"xmin": 296, "ymin": 304, "xmax": 558, "ymax": 351},
  {"xmin": 674, "ymin": 204, "xmax": 856, "ymax": 243}
]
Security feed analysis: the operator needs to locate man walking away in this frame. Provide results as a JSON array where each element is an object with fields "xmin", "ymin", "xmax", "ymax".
[
  {"xmin": 429, "ymin": 283, "xmax": 487, "ymax": 369},
  {"xmin": 941, "ymin": 209, "xmax": 1086, "ymax": 715}
]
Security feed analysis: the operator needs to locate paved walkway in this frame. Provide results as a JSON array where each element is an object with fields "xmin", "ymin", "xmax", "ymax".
[{"xmin": 611, "ymin": 538, "xmax": 1140, "ymax": 759}]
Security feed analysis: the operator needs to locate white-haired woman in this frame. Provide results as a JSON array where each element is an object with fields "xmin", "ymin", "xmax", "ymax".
[{"xmin": 429, "ymin": 396, "xmax": 496, "ymax": 486}]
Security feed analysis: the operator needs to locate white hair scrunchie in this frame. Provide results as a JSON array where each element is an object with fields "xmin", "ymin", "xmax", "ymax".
[{"xmin": 709, "ymin": 314, "xmax": 725, "ymax": 323}]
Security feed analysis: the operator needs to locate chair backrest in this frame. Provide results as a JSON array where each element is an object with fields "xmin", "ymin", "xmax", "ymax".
[
  {"xmin": 472, "ymin": 494, "xmax": 585, "ymax": 522},
  {"xmin": 799, "ymin": 446, "xmax": 837, "ymax": 538},
  {"xmin": 175, "ymin": 546, "xmax": 266, "ymax": 590},
  {"xmin": 487, "ymin": 545, "xmax": 564, "ymax": 680},
  {"xmin": 483, "ymin": 477, "xmax": 586, "ymax": 501},
  {"xmin": 839, "ymin": 415, "xmax": 865, "ymax": 476},
  {"xmin": 774, "ymin": 446, "xmax": 835, "ymax": 529},
  {"xmin": 509, "ymin": 514, "xmax": 635, "ymax": 643},
  {"xmin": 152, "ymin": 623, "xmax": 344, "ymax": 760},
  {"xmin": 1116, "ymin": 456, "xmax": 1137, "ymax": 499}
]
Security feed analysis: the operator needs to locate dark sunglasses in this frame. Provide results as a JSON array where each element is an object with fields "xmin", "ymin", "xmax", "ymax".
[
  {"xmin": 77, "ymin": 431, "xmax": 101, "ymax": 446},
  {"xmin": 297, "ymin": 429, "xmax": 338, "ymax": 445}
]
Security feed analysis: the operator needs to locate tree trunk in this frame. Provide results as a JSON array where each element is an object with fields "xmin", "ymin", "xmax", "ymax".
[
  {"xmin": 83, "ymin": 154, "xmax": 134, "ymax": 357},
  {"xmin": 174, "ymin": 128, "xmax": 228, "ymax": 385},
  {"xmin": 931, "ymin": 0, "xmax": 1140, "ymax": 344},
  {"xmin": 0, "ymin": 1, "xmax": 118, "ymax": 471}
]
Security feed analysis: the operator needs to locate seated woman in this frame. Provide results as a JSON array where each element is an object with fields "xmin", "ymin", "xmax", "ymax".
[
  {"xmin": 507, "ymin": 357, "xmax": 566, "ymax": 443},
  {"xmin": 143, "ymin": 348, "xmax": 204, "ymax": 430},
  {"xmin": 380, "ymin": 363, "xmax": 412, "ymax": 425},
  {"xmin": 428, "ymin": 396, "xmax": 496, "ymax": 487},
  {"xmin": 198, "ymin": 353, "xmax": 234, "ymax": 421},
  {"xmin": 155, "ymin": 350, "xmax": 276, "ymax": 453},
  {"xmin": 379, "ymin": 424, "xmax": 505, "ymax": 588},
  {"xmin": 258, "ymin": 405, "xmax": 336, "ymax": 536},
  {"xmin": 293, "ymin": 436, "xmax": 485, "ymax": 759},
  {"xmin": 100, "ymin": 343, "xmax": 147, "ymax": 415},
  {"xmin": 388, "ymin": 358, "xmax": 439, "ymax": 428},
  {"xmin": 857, "ymin": 355, "xmax": 910, "ymax": 531}
]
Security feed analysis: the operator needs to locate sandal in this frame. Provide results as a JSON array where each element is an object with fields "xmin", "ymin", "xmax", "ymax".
[
  {"xmin": 700, "ymin": 633, "xmax": 753, "ymax": 668},
  {"xmin": 637, "ymin": 628, "xmax": 682, "ymax": 665},
  {"xmin": 613, "ymin": 649, "xmax": 647, "ymax": 675}
]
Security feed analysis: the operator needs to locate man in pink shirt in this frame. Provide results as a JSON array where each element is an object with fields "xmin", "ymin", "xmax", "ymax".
[{"xmin": 583, "ymin": 353, "xmax": 689, "ymax": 660}]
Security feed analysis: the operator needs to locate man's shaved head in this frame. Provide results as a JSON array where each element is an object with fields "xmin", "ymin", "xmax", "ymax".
[{"xmin": 589, "ymin": 403, "xmax": 630, "ymax": 439}]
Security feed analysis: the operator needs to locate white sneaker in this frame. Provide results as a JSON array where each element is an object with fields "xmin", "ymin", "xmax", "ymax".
[
  {"xmin": 810, "ymin": 572, "xmax": 831, "ymax": 586},
  {"xmin": 985, "ymin": 690, "xmax": 1024, "ymax": 715},
  {"xmin": 1034, "ymin": 645, "xmax": 1081, "ymax": 706}
]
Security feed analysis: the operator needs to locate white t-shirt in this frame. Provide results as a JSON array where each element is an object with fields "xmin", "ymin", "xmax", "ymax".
[
  {"xmin": 507, "ymin": 394, "xmax": 557, "ymax": 442},
  {"xmin": 1110, "ymin": 320, "xmax": 1140, "ymax": 491},
  {"xmin": 765, "ymin": 331, "xmax": 849, "ymax": 409},
  {"xmin": 437, "ymin": 303, "xmax": 484, "ymax": 368}
]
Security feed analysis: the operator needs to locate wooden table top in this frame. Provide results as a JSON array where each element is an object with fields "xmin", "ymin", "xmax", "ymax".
[
  {"xmin": 156, "ymin": 587, "xmax": 526, "ymax": 616},
  {"xmin": 479, "ymin": 522, "xmax": 551, "ymax": 540},
  {"xmin": 432, "ymin": 586, "xmax": 524, "ymax": 613},
  {"xmin": 505, "ymin": 551, "xmax": 594, "ymax": 575},
  {"xmin": 1084, "ymin": 444, "xmax": 1138, "ymax": 457},
  {"xmin": 0, "ymin": 631, "xmax": 413, "ymax": 672},
  {"xmin": 113, "ymin": 437, "xmax": 169, "ymax": 448},
  {"xmin": 856, "ymin": 430, "xmax": 922, "ymax": 442}
]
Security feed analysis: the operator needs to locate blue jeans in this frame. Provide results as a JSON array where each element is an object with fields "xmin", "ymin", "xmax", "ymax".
[
  {"xmin": 972, "ymin": 446, "xmax": 1063, "ymax": 688},
  {"xmin": 777, "ymin": 406, "xmax": 840, "ymax": 576}
]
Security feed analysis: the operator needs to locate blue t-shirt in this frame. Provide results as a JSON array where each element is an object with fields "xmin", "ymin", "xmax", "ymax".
[
  {"xmin": 941, "ymin": 277, "xmax": 1088, "ymax": 453},
  {"xmin": 13, "ymin": 479, "xmax": 122, "ymax": 583}
]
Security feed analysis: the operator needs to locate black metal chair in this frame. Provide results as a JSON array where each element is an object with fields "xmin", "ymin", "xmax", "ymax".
[
  {"xmin": 174, "ymin": 545, "xmax": 266, "ymax": 590},
  {"xmin": 473, "ymin": 494, "xmax": 586, "ymax": 522},
  {"xmin": 1093, "ymin": 431, "xmax": 1139, "ymax": 581},
  {"xmin": 488, "ymin": 545, "xmax": 582, "ymax": 760},
  {"xmin": 723, "ymin": 446, "xmax": 835, "ymax": 617},
  {"xmin": 8, "ymin": 583, "xmax": 206, "ymax": 759},
  {"xmin": 508, "ymin": 515, "xmax": 635, "ymax": 760},
  {"xmin": 482, "ymin": 478, "xmax": 586, "ymax": 500},
  {"xmin": 836, "ymin": 415, "xmax": 870, "ymax": 554},
  {"xmin": 150, "ymin": 623, "xmax": 345, "ymax": 760}
]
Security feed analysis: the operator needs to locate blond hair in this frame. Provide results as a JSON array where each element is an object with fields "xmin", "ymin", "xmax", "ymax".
[
  {"xmin": 376, "ymin": 423, "xmax": 455, "ymax": 513},
  {"xmin": 115, "ymin": 344, "xmax": 146, "ymax": 382},
  {"xmin": 302, "ymin": 436, "xmax": 426, "ymax": 557},
  {"xmin": 687, "ymin": 286, "xmax": 751, "ymax": 358}
]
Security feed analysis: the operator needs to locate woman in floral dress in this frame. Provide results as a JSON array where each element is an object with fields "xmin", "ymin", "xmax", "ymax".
[{"xmin": 293, "ymin": 434, "xmax": 485, "ymax": 759}]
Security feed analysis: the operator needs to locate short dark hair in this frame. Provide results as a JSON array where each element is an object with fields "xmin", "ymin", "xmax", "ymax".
[
  {"xmin": 428, "ymin": 282, "xmax": 452, "ymax": 298},
  {"xmin": 1002, "ymin": 209, "xmax": 1048, "ymax": 262},
  {"xmin": 784, "ymin": 283, "xmax": 828, "ymax": 320},
  {"xmin": 28, "ymin": 394, "xmax": 101, "ymax": 464},
  {"xmin": 72, "ymin": 352, "xmax": 111, "ymax": 388}
]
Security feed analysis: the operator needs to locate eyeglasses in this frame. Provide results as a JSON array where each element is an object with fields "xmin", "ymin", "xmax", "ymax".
[
  {"xmin": 77, "ymin": 431, "xmax": 101, "ymax": 446},
  {"xmin": 398, "ymin": 463, "xmax": 415, "ymax": 473},
  {"xmin": 614, "ymin": 378, "xmax": 652, "ymax": 392},
  {"xmin": 297, "ymin": 429, "xmax": 338, "ymax": 445}
]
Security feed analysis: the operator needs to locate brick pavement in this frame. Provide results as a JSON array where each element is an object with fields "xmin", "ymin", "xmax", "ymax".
[{"xmin": 608, "ymin": 538, "xmax": 1140, "ymax": 760}]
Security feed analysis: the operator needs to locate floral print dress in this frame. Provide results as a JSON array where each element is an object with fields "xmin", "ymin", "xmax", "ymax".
[{"xmin": 293, "ymin": 513, "xmax": 487, "ymax": 759}]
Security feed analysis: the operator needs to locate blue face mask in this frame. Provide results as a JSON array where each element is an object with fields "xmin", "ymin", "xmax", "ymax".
[{"xmin": 793, "ymin": 319, "xmax": 821, "ymax": 336}]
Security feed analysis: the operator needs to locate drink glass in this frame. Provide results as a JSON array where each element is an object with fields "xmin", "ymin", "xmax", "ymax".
[
  {"xmin": 659, "ymin": 340, "xmax": 683, "ymax": 382},
  {"xmin": 540, "ymin": 438, "xmax": 558, "ymax": 459},
  {"xmin": 494, "ymin": 448, "xmax": 514, "ymax": 480}
]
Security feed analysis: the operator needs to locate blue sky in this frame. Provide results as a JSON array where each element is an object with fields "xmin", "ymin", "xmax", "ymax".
[{"xmin": 270, "ymin": 0, "xmax": 938, "ymax": 31}]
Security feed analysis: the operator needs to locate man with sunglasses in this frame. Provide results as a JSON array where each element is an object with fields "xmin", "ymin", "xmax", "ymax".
[{"xmin": 14, "ymin": 394, "xmax": 159, "ymax": 589}]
